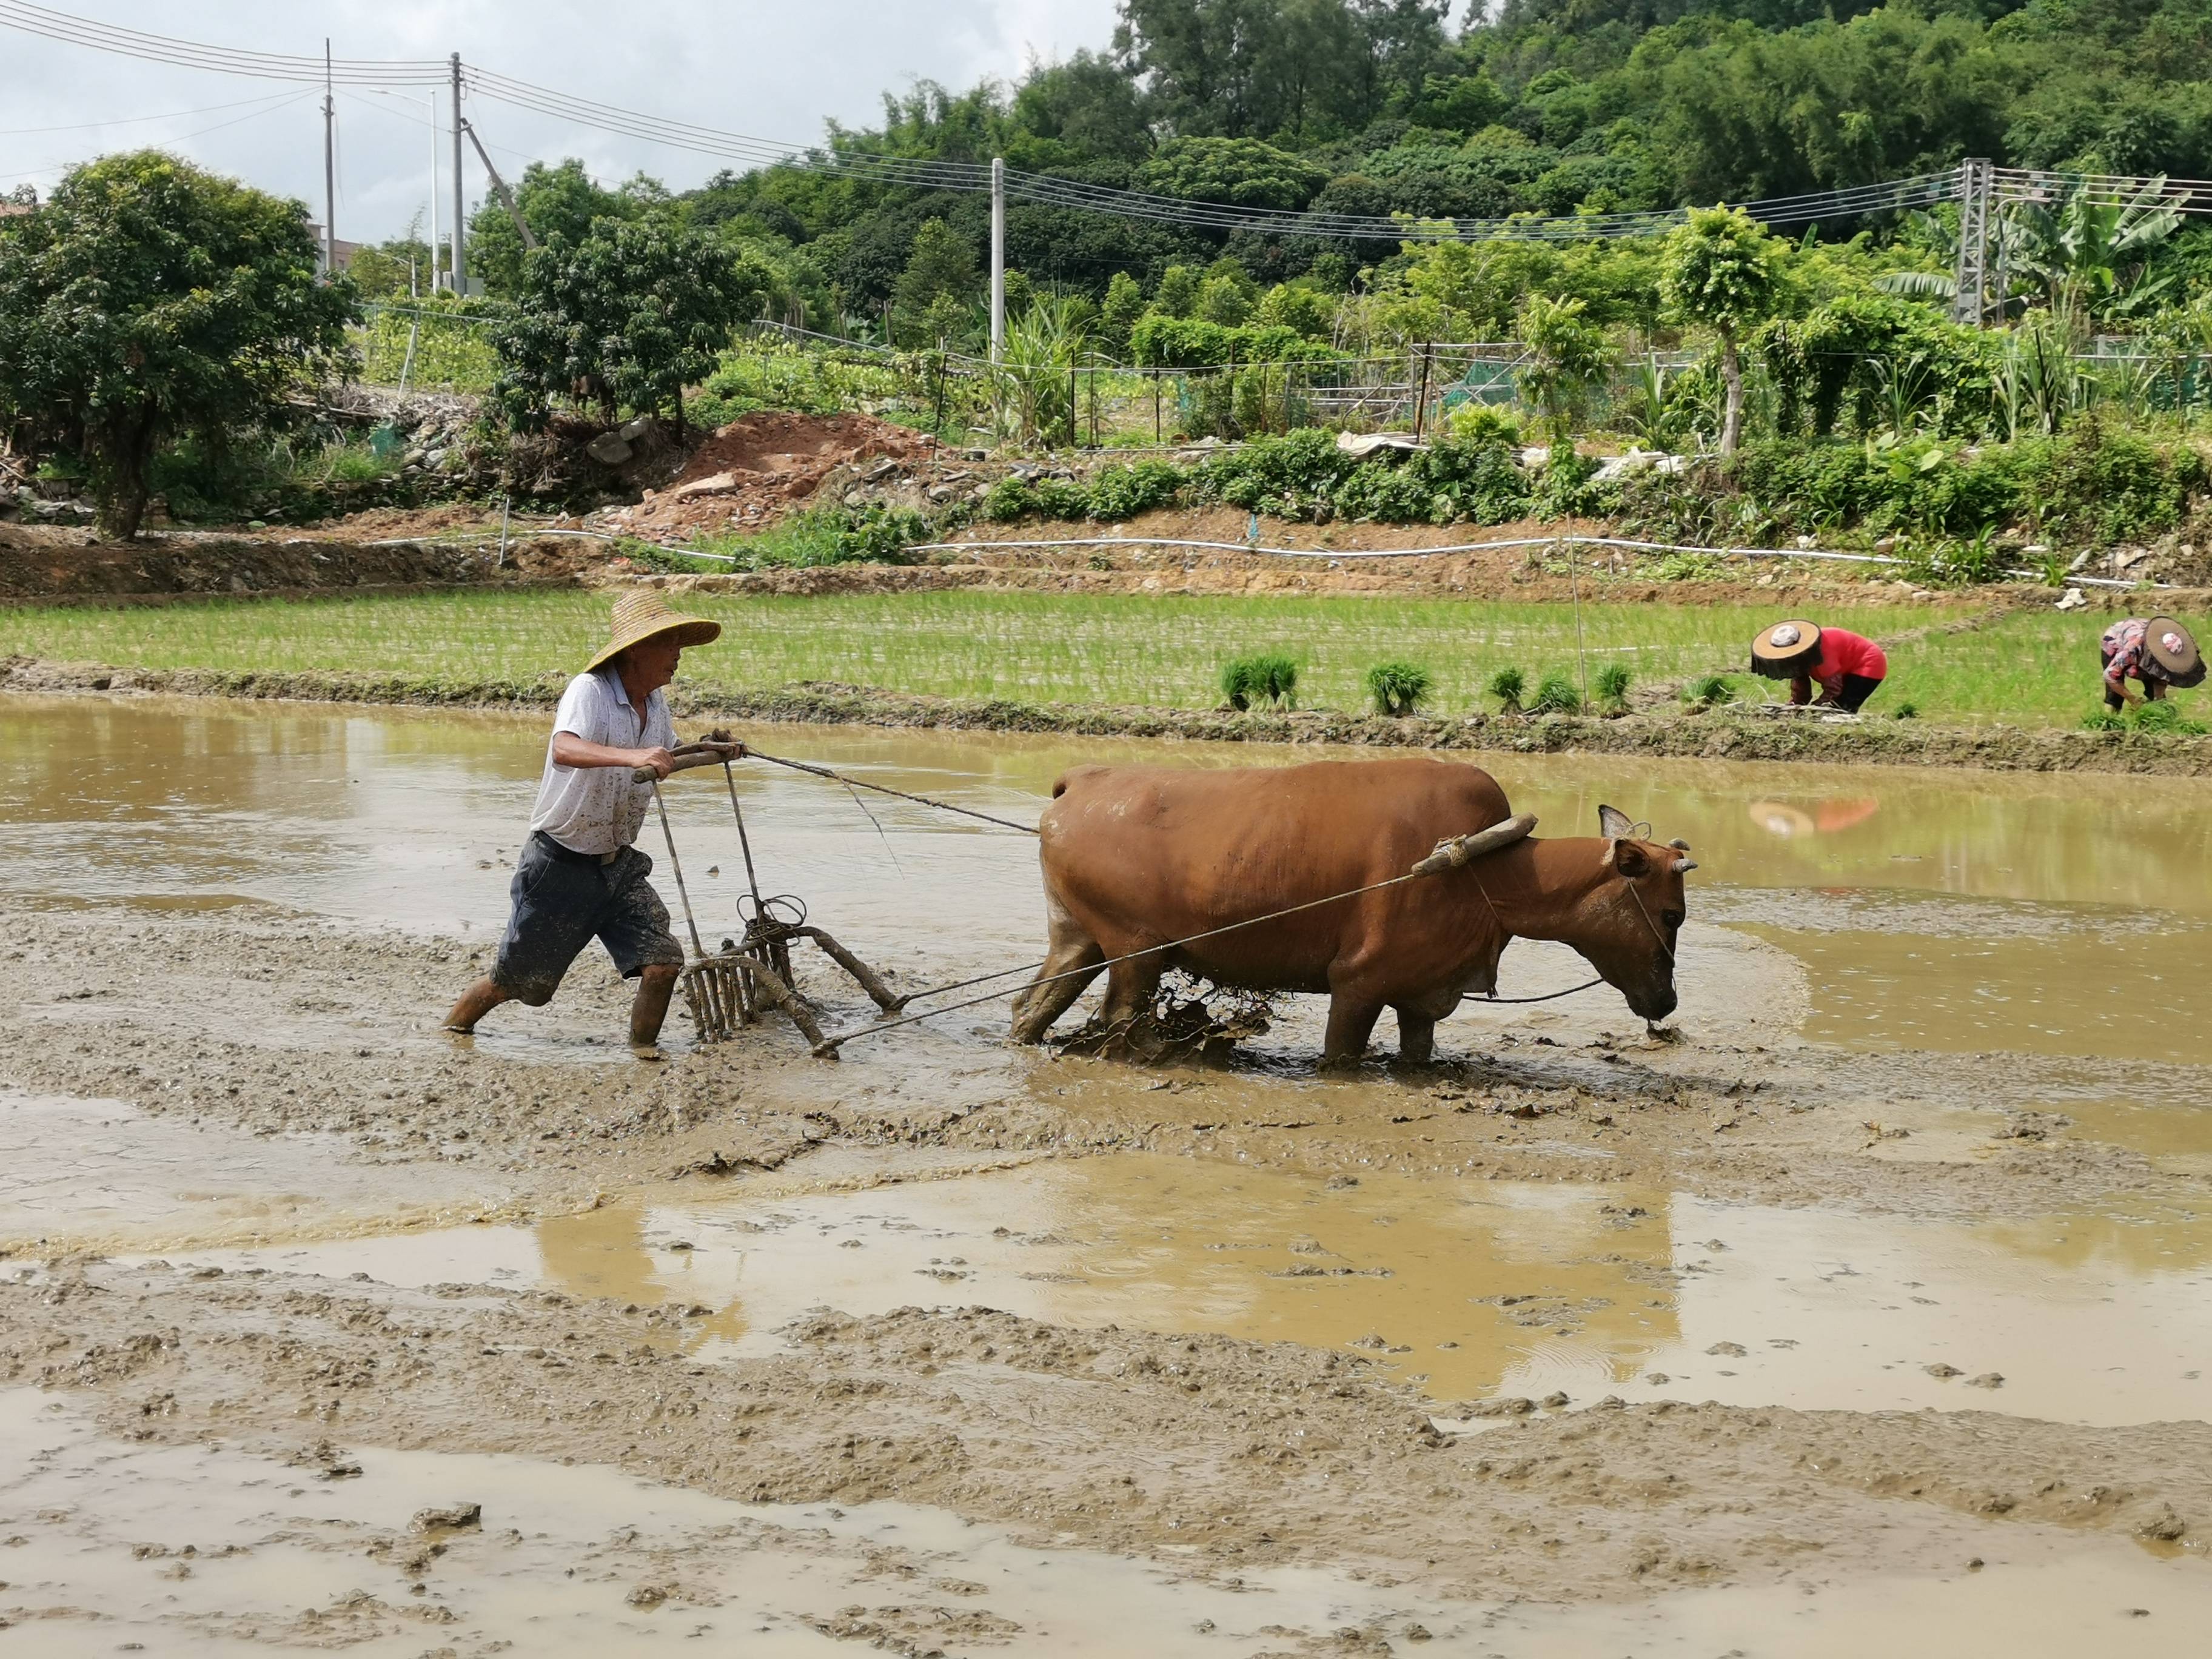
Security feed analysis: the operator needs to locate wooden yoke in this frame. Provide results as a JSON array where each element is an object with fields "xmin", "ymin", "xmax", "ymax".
[{"xmin": 1407, "ymin": 813, "xmax": 1537, "ymax": 877}]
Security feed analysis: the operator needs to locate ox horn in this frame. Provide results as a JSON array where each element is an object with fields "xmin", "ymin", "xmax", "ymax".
[
  {"xmin": 1669, "ymin": 837, "xmax": 1691, "ymax": 851},
  {"xmin": 1676, "ymin": 857, "xmax": 1699, "ymax": 872},
  {"xmin": 1409, "ymin": 813, "xmax": 1537, "ymax": 877}
]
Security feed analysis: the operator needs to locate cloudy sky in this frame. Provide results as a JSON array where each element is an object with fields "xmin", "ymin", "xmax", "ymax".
[{"xmin": 0, "ymin": 1, "xmax": 1122, "ymax": 242}]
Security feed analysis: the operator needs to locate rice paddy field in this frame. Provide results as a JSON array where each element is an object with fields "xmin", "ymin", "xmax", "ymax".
[{"xmin": 0, "ymin": 587, "xmax": 2179, "ymax": 729}]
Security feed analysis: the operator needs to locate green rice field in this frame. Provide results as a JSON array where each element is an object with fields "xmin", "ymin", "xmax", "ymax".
[{"xmin": 0, "ymin": 588, "xmax": 2178, "ymax": 729}]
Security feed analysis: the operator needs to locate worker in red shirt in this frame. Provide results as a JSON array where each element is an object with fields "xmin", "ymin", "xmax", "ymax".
[{"xmin": 1749, "ymin": 620, "xmax": 1888, "ymax": 713}]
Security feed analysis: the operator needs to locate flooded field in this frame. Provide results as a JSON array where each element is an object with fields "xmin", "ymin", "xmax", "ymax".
[{"xmin": 5, "ymin": 692, "xmax": 2212, "ymax": 1653}]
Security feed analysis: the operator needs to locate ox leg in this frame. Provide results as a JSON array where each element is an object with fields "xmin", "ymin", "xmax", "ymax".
[
  {"xmin": 1009, "ymin": 893, "xmax": 1105, "ymax": 1045},
  {"xmin": 1392, "ymin": 987, "xmax": 1461, "ymax": 1067},
  {"xmin": 1098, "ymin": 954, "xmax": 1162, "ymax": 1033},
  {"xmin": 1394, "ymin": 1010, "xmax": 1436, "ymax": 1066},
  {"xmin": 1321, "ymin": 996, "xmax": 1384, "ymax": 1070}
]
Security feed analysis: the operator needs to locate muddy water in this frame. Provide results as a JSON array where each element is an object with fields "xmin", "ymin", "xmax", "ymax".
[
  {"xmin": 195, "ymin": 1150, "xmax": 2212, "ymax": 1427},
  {"xmin": 10, "ymin": 694, "xmax": 2212, "ymax": 1645},
  {"xmin": 8, "ymin": 694, "xmax": 2212, "ymax": 1056},
  {"xmin": 10, "ymin": 1387, "xmax": 2208, "ymax": 1657}
]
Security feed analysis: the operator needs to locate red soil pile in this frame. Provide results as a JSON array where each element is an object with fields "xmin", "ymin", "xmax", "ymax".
[{"xmin": 593, "ymin": 412, "xmax": 939, "ymax": 543}]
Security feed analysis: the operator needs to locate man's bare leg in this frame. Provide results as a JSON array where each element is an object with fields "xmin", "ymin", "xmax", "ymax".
[
  {"xmin": 445, "ymin": 976, "xmax": 512, "ymax": 1034},
  {"xmin": 629, "ymin": 964, "xmax": 680, "ymax": 1059}
]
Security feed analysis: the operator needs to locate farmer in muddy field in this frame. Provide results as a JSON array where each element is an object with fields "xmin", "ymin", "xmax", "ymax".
[
  {"xmin": 443, "ymin": 591, "xmax": 737, "ymax": 1061},
  {"xmin": 1749, "ymin": 620, "xmax": 1888, "ymax": 714},
  {"xmin": 2101, "ymin": 614, "xmax": 2204, "ymax": 711}
]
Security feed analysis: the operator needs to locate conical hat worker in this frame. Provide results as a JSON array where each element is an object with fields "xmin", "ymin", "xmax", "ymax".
[
  {"xmin": 444, "ymin": 591, "xmax": 735, "ymax": 1060},
  {"xmin": 2101, "ymin": 615, "xmax": 2205, "ymax": 711},
  {"xmin": 1749, "ymin": 620, "xmax": 1888, "ymax": 714}
]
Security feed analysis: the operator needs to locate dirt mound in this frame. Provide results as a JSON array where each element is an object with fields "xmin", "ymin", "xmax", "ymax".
[{"xmin": 591, "ymin": 412, "xmax": 941, "ymax": 543}]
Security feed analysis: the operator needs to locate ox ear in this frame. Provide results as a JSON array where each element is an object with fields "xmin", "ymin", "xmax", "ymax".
[
  {"xmin": 1598, "ymin": 804, "xmax": 1636, "ymax": 840},
  {"xmin": 1605, "ymin": 838, "xmax": 1653, "ymax": 878}
]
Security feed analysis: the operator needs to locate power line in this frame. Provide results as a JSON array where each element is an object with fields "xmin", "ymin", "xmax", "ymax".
[
  {"xmin": 0, "ymin": 87, "xmax": 303, "ymax": 135},
  {"xmin": 7, "ymin": 5, "xmax": 2208, "ymax": 246},
  {"xmin": 0, "ymin": 1, "xmax": 447, "ymax": 83},
  {"xmin": 0, "ymin": 90, "xmax": 316, "ymax": 186}
]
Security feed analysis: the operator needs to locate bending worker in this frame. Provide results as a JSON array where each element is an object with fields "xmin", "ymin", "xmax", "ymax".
[
  {"xmin": 2102, "ymin": 615, "xmax": 2204, "ymax": 710},
  {"xmin": 1749, "ymin": 620, "xmax": 1888, "ymax": 713},
  {"xmin": 444, "ymin": 591, "xmax": 736, "ymax": 1060}
]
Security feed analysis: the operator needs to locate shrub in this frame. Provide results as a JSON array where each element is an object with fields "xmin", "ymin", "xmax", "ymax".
[
  {"xmin": 980, "ymin": 477, "xmax": 1036, "ymax": 521},
  {"xmin": 1087, "ymin": 458, "xmax": 1184, "ymax": 520},
  {"xmin": 1487, "ymin": 665, "xmax": 1526, "ymax": 714},
  {"xmin": 1530, "ymin": 671, "xmax": 1582, "ymax": 714},
  {"xmin": 1682, "ymin": 673, "xmax": 1737, "ymax": 706},
  {"xmin": 1365, "ymin": 661, "xmax": 1433, "ymax": 717},
  {"xmin": 1201, "ymin": 427, "xmax": 1353, "ymax": 513},
  {"xmin": 1593, "ymin": 662, "xmax": 1632, "ymax": 714},
  {"xmin": 1031, "ymin": 477, "xmax": 1090, "ymax": 519},
  {"xmin": 835, "ymin": 504, "xmax": 931, "ymax": 563}
]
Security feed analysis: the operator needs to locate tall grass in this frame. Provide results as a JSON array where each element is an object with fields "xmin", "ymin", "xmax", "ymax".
[{"xmin": 0, "ymin": 589, "xmax": 2187, "ymax": 729}]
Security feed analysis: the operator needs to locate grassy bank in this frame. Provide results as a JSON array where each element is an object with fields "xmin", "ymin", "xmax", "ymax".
[{"xmin": 0, "ymin": 586, "xmax": 2179, "ymax": 729}]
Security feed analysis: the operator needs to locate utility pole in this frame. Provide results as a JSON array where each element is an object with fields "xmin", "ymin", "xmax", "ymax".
[
  {"xmin": 990, "ymin": 156, "xmax": 1005, "ymax": 363},
  {"xmin": 462, "ymin": 119, "xmax": 535, "ymax": 249},
  {"xmin": 427, "ymin": 91, "xmax": 440, "ymax": 290},
  {"xmin": 1951, "ymin": 157, "xmax": 1992, "ymax": 328},
  {"xmin": 449, "ymin": 53, "xmax": 467, "ymax": 297},
  {"xmin": 320, "ymin": 40, "xmax": 336, "ymax": 279}
]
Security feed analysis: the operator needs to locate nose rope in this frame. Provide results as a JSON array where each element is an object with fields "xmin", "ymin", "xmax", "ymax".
[{"xmin": 1628, "ymin": 880, "xmax": 1677, "ymax": 962}]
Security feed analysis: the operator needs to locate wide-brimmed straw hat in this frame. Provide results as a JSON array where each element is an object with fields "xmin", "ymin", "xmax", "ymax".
[
  {"xmin": 585, "ymin": 590, "xmax": 722, "ymax": 672},
  {"xmin": 2143, "ymin": 615, "xmax": 2202, "ymax": 683},
  {"xmin": 1750, "ymin": 618, "xmax": 1822, "ymax": 679}
]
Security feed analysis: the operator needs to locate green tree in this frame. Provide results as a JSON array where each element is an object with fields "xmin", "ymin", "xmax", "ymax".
[
  {"xmin": 467, "ymin": 159, "xmax": 629, "ymax": 298},
  {"xmin": 893, "ymin": 218, "xmax": 980, "ymax": 344},
  {"xmin": 1660, "ymin": 206, "xmax": 1785, "ymax": 457},
  {"xmin": 494, "ymin": 215, "xmax": 769, "ymax": 437},
  {"xmin": 0, "ymin": 150, "xmax": 357, "ymax": 539},
  {"xmin": 1256, "ymin": 281, "xmax": 1335, "ymax": 338},
  {"xmin": 1196, "ymin": 273, "xmax": 1255, "ymax": 326},
  {"xmin": 1100, "ymin": 269, "xmax": 1148, "ymax": 350},
  {"xmin": 1515, "ymin": 293, "xmax": 1614, "ymax": 445},
  {"xmin": 1155, "ymin": 263, "xmax": 1203, "ymax": 318},
  {"xmin": 1134, "ymin": 136, "xmax": 1330, "ymax": 211}
]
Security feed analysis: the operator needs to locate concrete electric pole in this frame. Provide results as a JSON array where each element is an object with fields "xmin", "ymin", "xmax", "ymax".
[
  {"xmin": 450, "ymin": 53, "xmax": 467, "ymax": 296},
  {"xmin": 990, "ymin": 156, "xmax": 1005, "ymax": 363},
  {"xmin": 320, "ymin": 40, "xmax": 336, "ymax": 278}
]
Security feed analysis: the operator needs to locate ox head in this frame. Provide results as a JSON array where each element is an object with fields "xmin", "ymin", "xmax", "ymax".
[{"xmin": 1575, "ymin": 803, "xmax": 1697, "ymax": 1023}]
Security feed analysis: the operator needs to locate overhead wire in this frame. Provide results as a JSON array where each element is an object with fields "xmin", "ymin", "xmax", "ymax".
[
  {"xmin": 0, "ymin": 0, "xmax": 446, "ymax": 82},
  {"xmin": 3, "ymin": 5, "xmax": 2202, "ymax": 245},
  {"xmin": 0, "ymin": 89, "xmax": 318, "ymax": 186},
  {"xmin": 0, "ymin": 87, "xmax": 304, "ymax": 135}
]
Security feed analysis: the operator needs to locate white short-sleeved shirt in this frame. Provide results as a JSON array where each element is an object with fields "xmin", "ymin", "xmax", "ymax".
[{"xmin": 527, "ymin": 668, "xmax": 674, "ymax": 855}]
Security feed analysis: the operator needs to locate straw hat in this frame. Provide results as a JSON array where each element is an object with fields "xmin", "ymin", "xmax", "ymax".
[
  {"xmin": 585, "ymin": 590, "xmax": 722, "ymax": 672},
  {"xmin": 1750, "ymin": 619, "xmax": 1822, "ymax": 679},
  {"xmin": 2143, "ymin": 615, "xmax": 2202, "ymax": 683}
]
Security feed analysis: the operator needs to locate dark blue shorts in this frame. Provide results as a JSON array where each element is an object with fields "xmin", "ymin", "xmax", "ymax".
[{"xmin": 491, "ymin": 834, "xmax": 685, "ymax": 1003}]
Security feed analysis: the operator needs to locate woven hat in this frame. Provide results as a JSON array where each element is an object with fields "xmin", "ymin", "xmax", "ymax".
[
  {"xmin": 1750, "ymin": 619, "xmax": 1822, "ymax": 679},
  {"xmin": 585, "ymin": 590, "xmax": 722, "ymax": 672},
  {"xmin": 2143, "ymin": 615, "xmax": 2201, "ymax": 682}
]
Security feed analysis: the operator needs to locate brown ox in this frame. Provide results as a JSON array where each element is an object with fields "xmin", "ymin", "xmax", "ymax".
[{"xmin": 1009, "ymin": 757, "xmax": 1694, "ymax": 1065}]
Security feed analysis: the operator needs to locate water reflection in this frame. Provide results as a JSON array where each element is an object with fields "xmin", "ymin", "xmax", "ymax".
[
  {"xmin": 1748, "ymin": 796, "xmax": 1882, "ymax": 838},
  {"xmin": 9, "ymin": 694, "xmax": 2212, "ymax": 1065}
]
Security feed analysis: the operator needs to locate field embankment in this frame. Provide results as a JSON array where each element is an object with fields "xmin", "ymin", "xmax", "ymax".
[{"xmin": 9, "ymin": 658, "xmax": 2210, "ymax": 776}]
